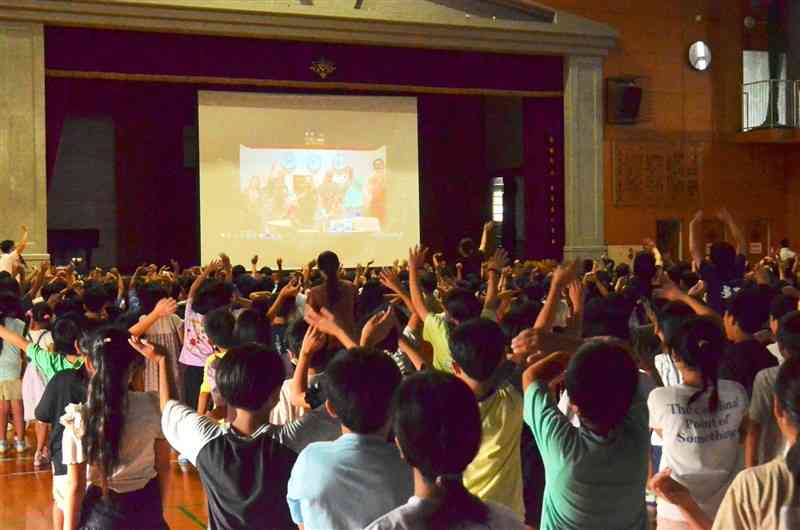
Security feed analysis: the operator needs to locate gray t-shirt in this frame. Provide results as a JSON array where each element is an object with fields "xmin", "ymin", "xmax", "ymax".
[
  {"xmin": 749, "ymin": 366, "xmax": 785, "ymax": 465},
  {"xmin": 365, "ymin": 496, "xmax": 525, "ymax": 530}
]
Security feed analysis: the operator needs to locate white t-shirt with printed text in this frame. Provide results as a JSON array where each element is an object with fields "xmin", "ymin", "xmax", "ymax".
[{"xmin": 648, "ymin": 380, "xmax": 748, "ymax": 522}]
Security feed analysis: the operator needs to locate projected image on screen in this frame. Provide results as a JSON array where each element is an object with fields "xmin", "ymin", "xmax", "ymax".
[
  {"xmin": 199, "ymin": 92, "xmax": 420, "ymax": 269},
  {"xmin": 239, "ymin": 146, "xmax": 388, "ymax": 235}
]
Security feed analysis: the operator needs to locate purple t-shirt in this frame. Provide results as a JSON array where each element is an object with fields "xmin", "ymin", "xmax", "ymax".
[{"xmin": 178, "ymin": 300, "xmax": 214, "ymax": 367}]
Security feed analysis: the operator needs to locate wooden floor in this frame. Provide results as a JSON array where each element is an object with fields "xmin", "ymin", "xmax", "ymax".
[
  {"xmin": 0, "ymin": 426, "xmax": 210, "ymax": 530},
  {"xmin": 0, "ymin": 426, "xmax": 655, "ymax": 530}
]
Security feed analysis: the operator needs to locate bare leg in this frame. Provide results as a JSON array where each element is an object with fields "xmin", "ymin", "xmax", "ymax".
[
  {"xmin": 35, "ymin": 421, "xmax": 49, "ymax": 454},
  {"xmin": 52, "ymin": 503, "xmax": 64, "ymax": 530},
  {"xmin": 0, "ymin": 400, "xmax": 9, "ymax": 445},
  {"xmin": 11, "ymin": 400, "xmax": 25, "ymax": 446}
]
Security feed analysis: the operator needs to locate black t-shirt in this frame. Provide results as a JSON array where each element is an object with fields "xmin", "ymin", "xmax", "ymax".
[
  {"xmin": 35, "ymin": 368, "xmax": 88, "ymax": 475},
  {"xmin": 699, "ymin": 255, "xmax": 747, "ymax": 315},
  {"xmin": 162, "ymin": 401, "xmax": 297, "ymax": 530},
  {"xmin": 719, "ymin": 339, "xmax": 778, "ymax": 397}
]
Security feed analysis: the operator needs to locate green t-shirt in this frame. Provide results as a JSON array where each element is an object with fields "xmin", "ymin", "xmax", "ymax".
[
  {"xmin": 26, "ymin": 343, "xmax": 84, "ymax": 382},
  {"xmin": 523, "ymin": 381, "xmax": 650, "ymax": 530}
]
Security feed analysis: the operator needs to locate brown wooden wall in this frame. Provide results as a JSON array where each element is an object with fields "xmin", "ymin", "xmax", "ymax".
[{"xmin": 546, "ymin": 0, "xmax": 792, "ymax": 261}]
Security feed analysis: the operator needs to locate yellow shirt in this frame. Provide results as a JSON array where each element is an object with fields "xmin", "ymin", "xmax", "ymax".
[
  {"xmin": 423, "ymin": 309, "xmax": 498, "ymax": 373},
  {"xmin": 463, "ymin": 384, "xmax": 525, "ymax": 518},
  {"xmin": 199, "ymin": 349, "xmax": 227, "ymax": 395}
]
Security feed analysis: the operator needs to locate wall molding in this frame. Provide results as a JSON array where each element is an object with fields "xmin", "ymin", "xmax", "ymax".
[{"xmin": 0, "ymin": 0, "xmax": 617, "ymax": 57}]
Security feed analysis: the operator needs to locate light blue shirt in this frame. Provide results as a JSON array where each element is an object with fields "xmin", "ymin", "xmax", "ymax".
[{"xmin": 287, "ymin": 432, "xmax": 413, "ymax": 530}]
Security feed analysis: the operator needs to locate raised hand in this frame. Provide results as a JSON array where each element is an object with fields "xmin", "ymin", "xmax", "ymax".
[
  {"xmin": 153, "ymin": 298, "xmax": 178, "ymax": 317},
  {"xmin": 300, "ymin": 325, "xmax": 326, "ymax": 357},
  {"xmin": 128, "ymin": 336, "xmax": 163, "ymax": 362},
  {"xmin": 408, "ymin": 245, "xmax": 429, "ymax": 272},
  {"xmin": 567, "ymin": 279, "xmax": 584, "ymax": 309},
  {"xmin": 691, "ymin": 210, "xmax": 705, "ymax": 224},
  {"xmin": 487, "ymin": 248, "xmax": 509, "ymax": 272},
  {"xmin": 551, "ymin": 260, "xmax": 577, "ymax": 289},
  {"xmin": 361, "ymin": 305, "xmax": 397, "ymax": 347},
  {"xmin": 205, "ymin": 258, "xmax": 223, "ymax": 275},
  {"xmin": 304, "ymin": 306, "xmax": 341, "ymax": 337},
  {"xmin": 379, "ymin": 268, "xmax": 404, "ymax": 294},
  {"xmin": 251, "ymin": 255, "xmax": 259, "ymax": 266},
  {"xmin": 653, "ymin": 281, "xmax": 684, "ymax": 302}
]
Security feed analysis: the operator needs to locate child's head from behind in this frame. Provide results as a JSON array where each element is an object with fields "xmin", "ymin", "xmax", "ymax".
[
  {"xmin": 31, "ymin": 301, "xmax": 53, "ymax": 324},
  {"xmin": 655, "ymin": 300, "xmax": 696, "ymax": 347},
  {"xmin": 669, "ymin": 317, "xmax": 724, "ymax": 410},
  {"xmin": 392, "ymin": 370, "xmax": 490, "ymax": 529},
  {"xmin": 82, "ymin": 284, "xmax": 109, "ymax": 314},
  {"xmin": 566, "ymin": 340, "xmax": 638, "ymax": 433},
  {"xmin": 724, "ymin": 288, "xmax": 769, "ymax": 337},
  {"xmin": 449, "ymin": 318, "xmax": 505, "ymax": 384},
  {"xmin": 203, "ymin": 308, "xmax": 237, "ymax": 351},
  {"xmin": 234, "ymin": 309, "xmax": 271, "ymax": 345},
  {"xmin": 138, "ymin": 282, "xmax": 169, "ymax": 315},
  {"xmin": 442, "ymin": 288, "xmax": 481, "ymax": 325},
  {"xmin": 770, "ymin": 294, "xmax": 799, "ymax": 335},
  {"xmin": 193, "ymin": 279, "xmax": 233, "ymax": 315},
  {"xmin": 777, "ymin": 311, "xmax": 800, "ymax": 360},
  {"xmin": 393, "ymin": 371, "xmax": 480, "ymax": 478},
  {"xmin": 582, "ymin": 294, "xmax": 632, "ymax": 342},
  {"xmin": 325, "ymin": 347, "xmax": 401, "ymax": 435},
  {"xmin": 52, "ymin": 316, "xmax": 82, "ymax": 356},
  {"xmin": 216, "ymin": 343, "xmax": 285, "ymax": 412}
]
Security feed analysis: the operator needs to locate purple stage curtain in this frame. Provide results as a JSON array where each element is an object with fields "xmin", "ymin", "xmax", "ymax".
[
  {"xmin": 522, "ymin": 97, "xmax": 564, "ymax": 260},
  {"xmin": 418, "ymin": 95, "xmax": 488, "ymax": 258},
  {"xmin": 44, "ymin": 27, "xmax": 563, "ymax": 93},
  {"xmin": 42, "ymin": 27, "xmax": 564, "ymax": 268}
]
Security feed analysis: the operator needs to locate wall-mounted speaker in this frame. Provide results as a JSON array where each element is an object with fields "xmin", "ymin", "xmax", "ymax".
[{"xmin": 607, "ymin": 77, "xmax": 649, "ymax": 125}]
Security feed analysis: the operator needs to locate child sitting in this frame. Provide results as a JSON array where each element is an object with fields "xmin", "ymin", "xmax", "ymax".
[{"xmin": 197, "ymin": 308, "xmax": 237, "ymax": 421}]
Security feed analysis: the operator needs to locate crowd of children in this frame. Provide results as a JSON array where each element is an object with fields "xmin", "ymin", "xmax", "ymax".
[{"xmin": 0, "ymin": 212, "xmax": 799, "ymax": 529}]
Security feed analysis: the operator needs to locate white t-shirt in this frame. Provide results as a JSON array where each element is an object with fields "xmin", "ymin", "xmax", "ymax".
[
  {"xmin": 62, "ymin": 392, "xmax": 164, "ymax": 493},
  {"xmin": 768, "ymin": 342, "xmax": 784, "ymax": 364},
  {"xmin": 780, "ymin": 247, "xmax": 796, "ymax": 262},
  {"xmin": 365, "ymin": 496, "xmax": 524, "ymax": 530},
  {"xmin": 269, "ymin": 378, "xmax": 307, "ymax": 426},
  {"xmin": 648, "ymin": 380, "xmax": 748, "ymax": 522},
  {"xmin": 0, "ymin": 250, "xmax": 19, "ymax": 275}
]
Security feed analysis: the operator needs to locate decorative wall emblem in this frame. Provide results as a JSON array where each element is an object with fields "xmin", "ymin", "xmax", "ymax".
[{"xmin": 310, "ymin": 57, "xmax": 336, "ymax": 80}]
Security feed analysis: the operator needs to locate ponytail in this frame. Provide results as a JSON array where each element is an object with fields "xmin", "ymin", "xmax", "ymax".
[
  {"xmin": 427, "ymin": 474, "xmax": 488, "ymax": 530},
  {"xmin": 672, "ymin": 318, "xmax": 723, "ymax": 413},
  {"xmin": 84, "ymin": 327, "xmax": 139, "ymax": 494},
  {"xmin": 317, "ymin": 251, "xmax": 341, "ymax": 306}
]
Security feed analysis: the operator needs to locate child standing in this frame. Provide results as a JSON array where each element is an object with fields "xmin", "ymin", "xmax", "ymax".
[
  {"xmin": 22, "ymin": 302, "xmax": 54, "ymax": 466},
  {"xmin": 0, "ymin": 293, "xmax": 26, "ymax": 453}
]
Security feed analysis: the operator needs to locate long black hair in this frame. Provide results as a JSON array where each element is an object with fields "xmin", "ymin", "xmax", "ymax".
[
  {"xmin": 776, "ymin": 355, "xmax": 800, "ymax": 483},
  {"xmin": 670, "ymin": 316, "xmax": 724, "ymax": 412},
  {"xmin": 0, "ymin": 293, "xmax": 22, "ymax": 351},
  {"xmin": 393, "ymin": 371, "xmax": 488, "ymax": 530},
  {"xmin": 84, "ymin": 326, "xmax": 140, "ymax": 493},
  {"xmin": 317, "ymin": 251, "xmax": 341, "ymax": 305}
]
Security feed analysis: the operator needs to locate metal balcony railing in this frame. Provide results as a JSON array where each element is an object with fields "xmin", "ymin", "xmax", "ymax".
[{"xmin": 742, "ymin": 79, "xmax": 800, "ymax": 131}]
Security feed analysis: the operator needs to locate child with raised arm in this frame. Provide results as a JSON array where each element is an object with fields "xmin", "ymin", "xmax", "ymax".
[
  {"xmin": 0, "ymin": 293, "xmax": 26, "ymax": 454},
  {"xmin": 139, "ymin": 339, "xmax": 298, "ymax": 530},
  {"xmin": 516, "ymin": 338, "xmax": 649, "ymax": 530}
]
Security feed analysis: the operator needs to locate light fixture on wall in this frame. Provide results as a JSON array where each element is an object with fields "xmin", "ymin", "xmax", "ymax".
[{"xmin": 689, "ymin": 41, "xmax": 712, "ymax": 71}]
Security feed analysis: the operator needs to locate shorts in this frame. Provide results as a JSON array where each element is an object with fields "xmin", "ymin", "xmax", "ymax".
[
  {"xmin": 0, "ymin": 379, "xmax": 22, "ymax": 401},
  {"xmin": 79, "ymin": 479, "xmax": 168, "ymax": 530},
  {"xmin": 52, "ymin": 468, "xmax": 69, "ymax": 512}
]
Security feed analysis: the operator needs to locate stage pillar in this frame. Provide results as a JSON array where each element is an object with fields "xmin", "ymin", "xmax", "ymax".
[
  {"xmin": 0, "ymin": 22, "xmax": 48, "ymax": 265},
  {"xmin": 563, "ymin": 55, "xmax": 606, "ymax": 261}
]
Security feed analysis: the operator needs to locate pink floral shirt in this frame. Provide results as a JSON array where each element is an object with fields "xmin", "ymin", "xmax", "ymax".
[{"xmin": 178, "ymin": 300, "xmax": 214, "ymax": 367}]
